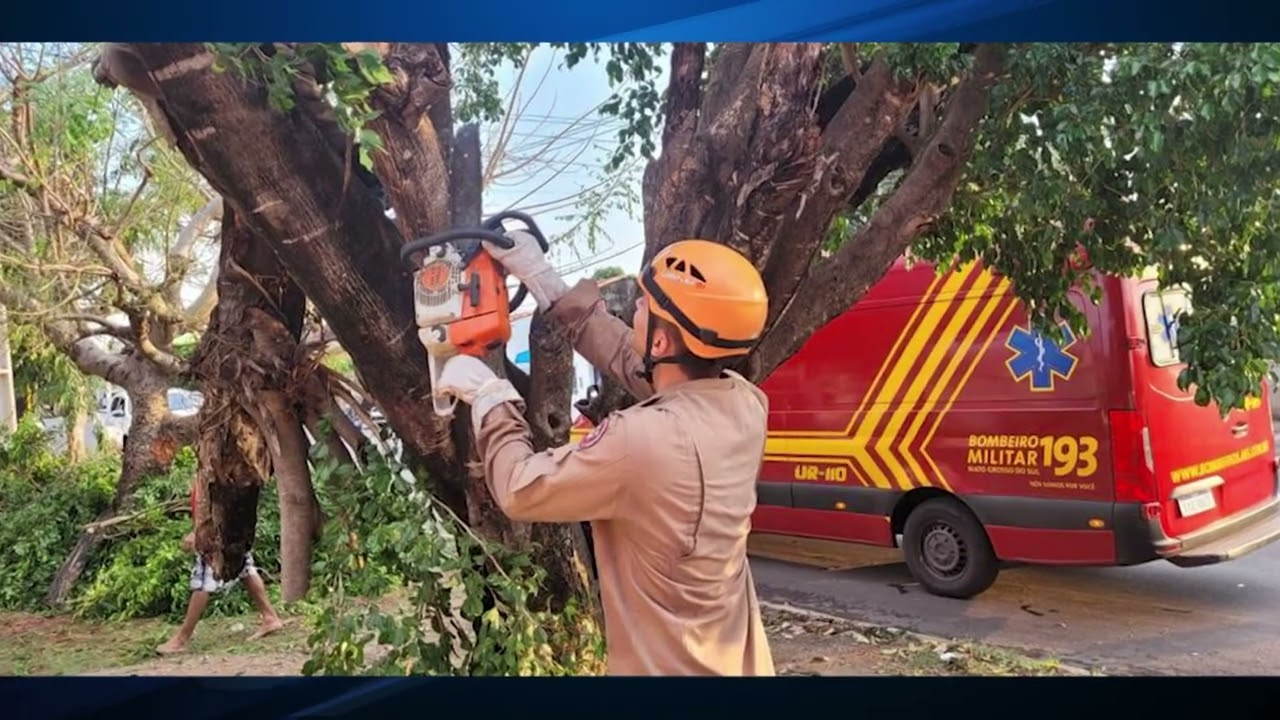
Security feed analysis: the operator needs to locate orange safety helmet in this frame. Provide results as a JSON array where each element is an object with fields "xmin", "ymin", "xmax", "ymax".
[{"xmin": 638, "ymin": 240, "xmax": 768, "ymax": 377}]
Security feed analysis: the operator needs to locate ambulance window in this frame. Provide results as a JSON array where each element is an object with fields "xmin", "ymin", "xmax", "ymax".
[{"xmin": 1142, "ymin": 289, "xmax": 1191, "ymax": 367}]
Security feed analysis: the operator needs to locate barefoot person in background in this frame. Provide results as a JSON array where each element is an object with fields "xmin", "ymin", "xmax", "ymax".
[{"xmin": 155, "ymin": 479, "xmax": 284, "ymax": 655}]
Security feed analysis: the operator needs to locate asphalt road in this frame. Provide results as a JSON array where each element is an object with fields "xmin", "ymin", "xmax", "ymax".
[{"xmin": 747, "ymin": 532, "xmax": 1280, "ymax": 675}]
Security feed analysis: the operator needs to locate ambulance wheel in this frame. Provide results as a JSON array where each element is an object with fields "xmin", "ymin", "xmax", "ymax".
[{"xmin": 902, "ymin": 497, "xmax": 999, "ymax": 599}]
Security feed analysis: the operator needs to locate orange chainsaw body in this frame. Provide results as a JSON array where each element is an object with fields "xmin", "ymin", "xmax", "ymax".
[
  {"xmin": 402, "ymin": 210, "xmax": 548, "ymax": 418},
  {"xmin": 414, "ymin": 246, "xmax": 512, "ymax": 357}
]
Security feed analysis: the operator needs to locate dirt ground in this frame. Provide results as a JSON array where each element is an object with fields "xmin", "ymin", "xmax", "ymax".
[{"xmin": 1, "ymin": 604, "xmax": 1095, "ymax": 677}]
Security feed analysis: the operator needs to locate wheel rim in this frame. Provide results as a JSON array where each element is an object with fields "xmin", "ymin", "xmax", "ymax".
[{"xmin": 920, "ymin": 522, "xmax": 967, "ymax": 578}]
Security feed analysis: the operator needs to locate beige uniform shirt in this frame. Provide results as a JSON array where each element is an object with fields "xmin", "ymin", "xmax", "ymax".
[{"xmin": 475, "ymin": 279, "xmax": 775, "ymax": 676}]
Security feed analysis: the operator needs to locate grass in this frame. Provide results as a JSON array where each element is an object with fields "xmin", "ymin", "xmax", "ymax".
[
  {"xmin": 890, "ymin": 638, "xmax": 1081, "ymax": 676},
  {"xmin": 0, "ymin": 610, "xmax": 310, "ymax": 676}
]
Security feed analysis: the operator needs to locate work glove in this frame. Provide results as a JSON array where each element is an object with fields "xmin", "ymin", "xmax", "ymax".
[
  {"xmin": 485, "ymin": 220, "xmax": 570, "ymax": 311},
  {"xmin": 434, "ymin": 354, "xmax": 523, "ymax": 427}
]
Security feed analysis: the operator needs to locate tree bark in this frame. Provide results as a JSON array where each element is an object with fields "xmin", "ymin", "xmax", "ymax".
[
  {"xmin": 66, "ymin": 408, "xmax": 87, "ymax": 462},
  {"xmin": 189, "ymin": 202, "xmax": 315, "ymax": 590}
]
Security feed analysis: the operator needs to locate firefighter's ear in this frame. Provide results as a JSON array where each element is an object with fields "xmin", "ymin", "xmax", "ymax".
[{"xmin": 648, "ymin": 321, "xmax": 679, "ymax": 359}]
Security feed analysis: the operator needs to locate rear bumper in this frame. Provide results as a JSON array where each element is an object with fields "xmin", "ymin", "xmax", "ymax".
[{"xmin": 1154, "ymin": 496, "xmax": 1280, "ymax": 567}]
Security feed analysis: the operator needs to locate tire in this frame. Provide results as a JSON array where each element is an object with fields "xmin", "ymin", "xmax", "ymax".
[{"xmin": 902, "ymin": 497, "xmax": 999, "ymax": 599}]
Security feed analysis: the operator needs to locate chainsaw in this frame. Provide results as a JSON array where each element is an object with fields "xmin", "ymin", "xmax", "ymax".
[{"xmin": 400, "ymin": 210, "xmax": 549, "ymax": 418}]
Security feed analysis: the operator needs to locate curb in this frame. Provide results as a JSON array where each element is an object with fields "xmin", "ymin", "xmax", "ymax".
[{"xmin": 759, "ymin": 600, "xmax": 1099, "ymax": 677}]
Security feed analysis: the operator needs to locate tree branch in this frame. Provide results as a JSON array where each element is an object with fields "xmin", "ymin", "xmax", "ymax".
[
  {"xmin": 643, "ymin": 44, "xmax": 826, "ymax": 267},
  {"xmin": 62, "ymin": 314, "xmax": 135, "ymax": 341},
  {"xmin": 355, "ymin": 42, "xmax": 452, "ymax": 237},
  {"xmin": 751, "ymin": 44, "xmax": 1007, "ymax": 381},
  {"xmin": 183, "ymin": 263, "xmax": 220, "ymax": 327},
  {"xmin": 170, "ymin": 195, "xmax": 222, "ymax": 264},
  {"xmin": 760, "ymin": 55, "xmax": 920, "ymax": 328}
]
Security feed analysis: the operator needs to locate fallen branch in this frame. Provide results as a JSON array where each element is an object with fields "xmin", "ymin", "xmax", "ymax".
[{"xmin": 83, "ymin": 497, "xmax": 187, "ymax": 534}]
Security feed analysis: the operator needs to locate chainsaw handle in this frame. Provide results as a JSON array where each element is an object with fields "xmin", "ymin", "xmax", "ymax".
[
  {"xmin": 399, "ymin": 227, "xmax": 514, "ymax": 266},
  {"xmin": 482, "ymin": 210, "xmax": 551, "ymax": 253},
  {"xmin": 481, "ymin": 210, "xmax": 550, "ymax": 311}
]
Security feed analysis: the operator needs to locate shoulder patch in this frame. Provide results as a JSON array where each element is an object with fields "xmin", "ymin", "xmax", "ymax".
[{"xmin": 578, "ymin": 415, "xmax": 611, "ymax": 449}]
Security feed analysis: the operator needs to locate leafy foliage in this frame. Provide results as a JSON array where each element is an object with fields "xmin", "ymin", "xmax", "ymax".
[
  {"xmin": 0, "ymin": 418, "xmax": 115, "ymax": 610},
  {"xmin": 591, "ymin": 266, "xmax": 626, "ymax": 281},
  {"xmin": 301, "ymin": 431, "xmax": 604, "ymax": 676},
  {"xmin": 913, "ymin": 43, "xmax": 1280, "ymax": 411},
  {"xmin": 0, "ymin": 417, "xmax": 605, "ymax": 674},
  {"xmin": 207, "ymin": 43, "xmax": 394, "ymax": 170},
  {"xmin": 0, "ymin": 419, "xmax": 280, "ymax": 621}
]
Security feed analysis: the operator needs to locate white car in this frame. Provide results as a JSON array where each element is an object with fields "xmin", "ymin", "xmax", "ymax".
[{"xmin": 96, "ymin": 386, "xmax": 204, "ymax": 448}]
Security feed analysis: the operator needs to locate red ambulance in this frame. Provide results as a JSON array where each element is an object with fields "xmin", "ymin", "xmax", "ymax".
[{"xmin": 571, "ymin": 258, "xmax": 1280, "ymax": 598}]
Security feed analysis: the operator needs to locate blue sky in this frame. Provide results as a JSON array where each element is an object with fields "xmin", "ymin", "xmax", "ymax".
[{"xmin": 477, "ymin": 46, "xmax": 666, "ymax": 291}]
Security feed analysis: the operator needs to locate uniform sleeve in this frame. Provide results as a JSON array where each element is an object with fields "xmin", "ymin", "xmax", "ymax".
[
  {"xmin": 475, "ymin": 401, "xmax": 640, "ymax": 523},
  {"xmin": 545, "ymin": 278, "xmax": 654, "ymax": 402}
]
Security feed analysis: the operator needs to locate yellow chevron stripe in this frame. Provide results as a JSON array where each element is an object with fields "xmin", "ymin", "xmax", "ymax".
[
  {"xmin": 908, "ymin": 275, "xmax": 1011, "ymax": 491},
  {"xmin": 762, "ymin": 263, "xmax": 972, "ymax": 486},
  {"xmin": 770, "ymin": 267, "xmax": 950, "ymax": 439},
  {"xmin": 879, "ymin": 267, "xmax": 994, "ymax": 489},
  {"xmin": 763, "ymin": 263, "xmax": 986, "ymax": 489},
  {"xmin": 848, "ymin": 264, "xmax": 977, "ymax": 487},
  {"xmin": 919, "ymin": 290, "xmax": 1020, "ymax": 487}
]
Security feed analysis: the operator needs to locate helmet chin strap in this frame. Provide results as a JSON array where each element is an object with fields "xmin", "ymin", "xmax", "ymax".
[{"xmin": 637, "ymin": 310, "xmax": 658, "ymax": 384}]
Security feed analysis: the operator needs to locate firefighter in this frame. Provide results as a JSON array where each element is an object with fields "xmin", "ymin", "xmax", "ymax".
[{"xmin": 425, "ymin": 231, "xmax": 775, "ymax": 676}]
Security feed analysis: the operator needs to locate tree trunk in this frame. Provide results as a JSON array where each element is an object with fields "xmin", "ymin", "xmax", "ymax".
[
  {"xmin": 193, "ymin": 391, "xmax": 268, "ymax": 585},
  {"xmin": 189, "ymin": 201, "xmax": 316, "ymax": 591},
  {"xmin": 66, "ymin": 408, "xmax": 88, "ymax": 462},
  {"xmin": 260, "ymin": 386, "xmax": 321, "ymax": 601}
]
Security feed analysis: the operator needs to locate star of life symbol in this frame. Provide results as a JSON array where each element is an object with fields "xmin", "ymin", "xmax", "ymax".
[{"xmin": 1006, "ymin": 322, "xmax": 1079, "ymax": 392}]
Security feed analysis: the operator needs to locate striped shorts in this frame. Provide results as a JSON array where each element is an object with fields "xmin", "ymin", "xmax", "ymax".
[{"xmin": 189, "ymin": 552, "xmax": 256, "ymax": 593}]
